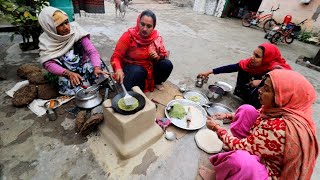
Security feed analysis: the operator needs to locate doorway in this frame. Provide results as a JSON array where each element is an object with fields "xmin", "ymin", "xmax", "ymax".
[{"xmin": 222, "ymin": 0, "xmax": 263, "ymax": 18}]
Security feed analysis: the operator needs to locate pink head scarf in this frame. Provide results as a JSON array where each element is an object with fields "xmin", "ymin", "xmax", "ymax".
[
  {"xmin": 230, "ymin": 105, "xmax": 259, "ymax": 139},
  {"xmin": 261, "ymin": 69, "xmax": 318, "ymax": 179}
]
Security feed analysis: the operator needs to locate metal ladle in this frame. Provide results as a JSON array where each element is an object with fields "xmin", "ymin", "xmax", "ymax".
[{"xmin": 151, "ymin": 99, "xmax": 173, "ymax": 111}]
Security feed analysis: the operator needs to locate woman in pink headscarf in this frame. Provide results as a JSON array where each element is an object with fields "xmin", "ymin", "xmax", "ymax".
[{"xmin": 199, "ymin": 69, "xmax": 318, "ymax": 180}]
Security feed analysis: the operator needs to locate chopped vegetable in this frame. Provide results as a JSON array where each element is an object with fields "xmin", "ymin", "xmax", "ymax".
[
  {"xmin": 188, "ymin": 95, "xmax": 201, "ymax": 102},
  {"xmin": 169, "ymin": 103, "xmax": 187, "ymax": 119}
]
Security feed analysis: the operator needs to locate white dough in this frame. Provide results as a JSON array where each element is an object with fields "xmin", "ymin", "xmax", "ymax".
[{"xmin": 195, "ymin": 129, "xmax": 223, "ymax": 154}]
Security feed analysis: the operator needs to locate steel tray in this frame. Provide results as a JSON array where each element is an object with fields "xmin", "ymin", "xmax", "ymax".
[
  {"xmin": 183, "ymin": 90, "xmax": 209, "ymax": 105},
  {"xmin": 165, "ymin": 99, "xmax": 207, "ymax": 130},
  {"xmin": 206, "ymin": 103, "xmax": 233, "ymax": 116}
]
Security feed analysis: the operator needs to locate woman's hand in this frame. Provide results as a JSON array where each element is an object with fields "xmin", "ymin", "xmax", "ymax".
[
  {"xmin": 93, "ymin": 66, "xmax": 107, "ymax": 78},
  {"xmin": 69, "ymin": 72, "xmax": 83, "ymax": 87},
  {"xmin": 197, "ymin": 71, "xmax": 212, "ymax": 78},
  {"xmin": 212, "ymin": 112, "xmax": 227, "ymax": 120},
  {"xmin": 149, "ymin": 51, "xmax": 159, "ymax": 60},
  {"xmin": 114, "ymin": 69, "xmax": 124, "ymax": 84},
  {"xmin": 206, "ymin": 116, "xmax": 221, "ymax": 131},
  {"xmin": 249, "ymin": 80, "xmax": 262, "ymax": 87}
]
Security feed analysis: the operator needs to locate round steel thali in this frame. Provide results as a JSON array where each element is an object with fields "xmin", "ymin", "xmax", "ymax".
[
  {"xmin": 183, "ymin": 90, "xmax": 209, "ymax": 105},
  {"xmin": 206, "ymin": 103, "xmax": 233, "ymax": 116},
  {"xmin": 214, "ymin": 81, "xmax": 233, "ymax": 92},
  {"xmin": 165, "ymin": 99, "xmax": 207, "ymax": 130}
]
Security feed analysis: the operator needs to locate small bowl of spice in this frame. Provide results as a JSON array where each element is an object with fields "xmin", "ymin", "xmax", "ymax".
[{"xmin": 44, "ymin": 99, "xmax": 60, "ymax": 109}]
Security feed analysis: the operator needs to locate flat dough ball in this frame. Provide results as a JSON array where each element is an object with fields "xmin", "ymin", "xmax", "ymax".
[{"xmin": 195, "ymin": 129, "xmax": 223, "ymax": 154}]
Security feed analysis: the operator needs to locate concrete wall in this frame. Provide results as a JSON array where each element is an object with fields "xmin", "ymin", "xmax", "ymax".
[
  {"xmin": 193, "ymin": 0, "xmax": 227, "ymax": 17},
  {"xmin": 259, "ymin": 0, "xmax": 320, "ymax": 32}
]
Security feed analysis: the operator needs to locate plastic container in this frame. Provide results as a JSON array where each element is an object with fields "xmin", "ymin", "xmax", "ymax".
[
  {"xmin": 49, "ymin": 0, "xmax": 74, "ymax": 21},
  {"xmin": 283, "ymin": 15, "xmax": 292, "ymax": 24}
]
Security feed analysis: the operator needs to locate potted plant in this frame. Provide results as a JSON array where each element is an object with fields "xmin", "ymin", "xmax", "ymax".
[{"xmin": 0, "ymin": 0, "xmax": 49, "ymax": 51}]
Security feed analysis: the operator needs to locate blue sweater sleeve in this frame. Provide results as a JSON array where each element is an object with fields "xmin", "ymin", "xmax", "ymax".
[{"xmin": 212, "ymin": 63, "xmax": 239, "ymax": 74}]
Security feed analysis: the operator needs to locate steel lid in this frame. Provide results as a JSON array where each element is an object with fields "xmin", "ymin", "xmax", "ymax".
[{"xmin": 76, "ymin": 85, "xmax": 99, "ymax": 100}]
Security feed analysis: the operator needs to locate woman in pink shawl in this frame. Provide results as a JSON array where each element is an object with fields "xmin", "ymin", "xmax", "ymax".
[
  {"xmin": 199, "ymin": 69, "xmax": 318, "ymax": 180},
  {"xmin": 213, "ymin": 104, "xmax": 259, "ymax": 139}
]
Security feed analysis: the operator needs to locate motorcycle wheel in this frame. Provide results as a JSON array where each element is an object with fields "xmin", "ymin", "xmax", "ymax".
[
  {"xmin": 285, "ymin": 34, "xmax": 294, "ymax": 44},
  {"xmin": 270, "ymin": 32, "xmax": 282, "ymax": 44},
  {"xmin": 242, "ymin": 13, "xmax": 253, "ymax": 27},
  {"xmin": 263, "ymin": 19, "xmax": 277, "ymax": 33}
]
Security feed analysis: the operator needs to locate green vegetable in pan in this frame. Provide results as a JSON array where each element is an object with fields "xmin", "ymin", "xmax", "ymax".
[
  {"xmin": 118, "ymin": 97, "xmax": 139, "ymax": 111},
  {"xmin": 169, "ymin": 103, "xmax": 187, "ymax": 119}
]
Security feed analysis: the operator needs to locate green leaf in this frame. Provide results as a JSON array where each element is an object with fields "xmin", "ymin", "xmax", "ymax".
[
  {"xmin": 16, "ymin": 7, "xmax": 25, "ymax": 12},
  {"xmin": 3, "ymin": 2, "xmax": 14, "ymax": 7}
]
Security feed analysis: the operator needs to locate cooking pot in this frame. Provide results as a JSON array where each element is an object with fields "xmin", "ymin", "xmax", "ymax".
[{"xmin": 75, "ymin": 85, "xmax": 102, "ymax": 109}]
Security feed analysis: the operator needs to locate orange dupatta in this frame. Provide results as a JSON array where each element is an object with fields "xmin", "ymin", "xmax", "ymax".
[{"xmin": 261, "ymin": 69, "xmax": 318, "ymax": 179}]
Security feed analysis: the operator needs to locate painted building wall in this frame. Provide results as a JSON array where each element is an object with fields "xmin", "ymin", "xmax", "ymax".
[
  {"xmin": 193, "ymin": 0, "xmax": 227, "ymax": 17},
  {"xmin": 258, "ymin": 0, "xmax": 320, "ymax": 31}
]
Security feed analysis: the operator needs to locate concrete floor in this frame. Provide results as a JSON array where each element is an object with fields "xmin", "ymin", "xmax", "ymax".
[{"xmin": 1, "ymin": 0, "xmax": 320, "ymax": 179}]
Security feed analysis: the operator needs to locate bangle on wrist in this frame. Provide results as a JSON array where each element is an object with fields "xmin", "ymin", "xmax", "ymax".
[
  {"xmin": 211, "ymin": 124, "xmax": 220, "ymax": 131},
  {"xmin": 63, "ymin": 70, "xmax": 71, "ymax": 77}
]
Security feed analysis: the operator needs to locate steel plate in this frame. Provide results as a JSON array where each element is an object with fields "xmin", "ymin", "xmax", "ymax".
[
  {"xmin": 214, "ymin": 81, "xmax": 233, "ymax": 92},
  {"xmin": 206, "ymin": 103, "xmax": 233, "ymax": 116},
  {"xmin": 165, "ymin": 99, "xmax": 207, "ymax": 130},
  {"xmin": 183, "ymin": 90, "xmax": 209, "ymax": 105}
]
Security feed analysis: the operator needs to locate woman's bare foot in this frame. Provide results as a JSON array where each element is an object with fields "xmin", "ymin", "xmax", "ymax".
[
  {"xmin": 155, "ymin": 84, "xmax": 165, "ymax": 91},
  {"xmin": 199, "ymin": 165, "xmax": 216, "ymax": 180}
]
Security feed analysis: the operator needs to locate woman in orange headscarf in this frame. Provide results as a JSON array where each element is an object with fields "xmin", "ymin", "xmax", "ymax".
[
  {"xmin": 200, "ymin": 69, "xmax": 318, "ymax": 180},
  {"xmin": 198, "ymin": 43, "xmax": 291, "ymax": 108},
  {"xmin": 110, "ymin": 10, "xmax": 173, "ymax": 92}
]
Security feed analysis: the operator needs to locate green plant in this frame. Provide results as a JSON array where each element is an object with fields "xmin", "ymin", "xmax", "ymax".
[
  {"xmin": 298, "ymin": 31, "xmax": 312, "ymax": 43},
  {"xmin": 0, "ymin": 0, "xmax": 48, "ymax": 49},
  {"xmin": 44, "ymin": 72, "xmax": 59, "ymax": 85}
]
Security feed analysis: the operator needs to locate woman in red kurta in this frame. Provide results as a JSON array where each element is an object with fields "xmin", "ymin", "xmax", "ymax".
[
  {"xmin": 200, "ymin": 69, "xmax": 318, "ymax": 180},
  {"xmin": 110, "ymin": 10, "xmax": 173, "ymax": 92}
]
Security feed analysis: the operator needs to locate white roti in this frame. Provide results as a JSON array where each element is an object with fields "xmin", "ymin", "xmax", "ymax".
[{"xmin": 195, "ymin": 129, "xmax": 223, "ymax": 154}]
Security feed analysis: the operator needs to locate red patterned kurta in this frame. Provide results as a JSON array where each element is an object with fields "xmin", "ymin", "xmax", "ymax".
[{"xmin": 217, "ymin": 116, "xmax": 286, "ymax": 179}]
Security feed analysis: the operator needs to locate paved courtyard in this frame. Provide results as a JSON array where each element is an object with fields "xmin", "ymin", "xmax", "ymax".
[{"xmin": 1, "ymin": 0, "xmax": 319, "ymax": 179}]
